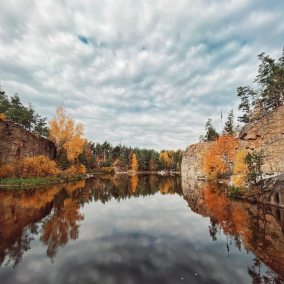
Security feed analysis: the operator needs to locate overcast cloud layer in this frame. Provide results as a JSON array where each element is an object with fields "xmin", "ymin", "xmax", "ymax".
[{"xmin": 0, "ymin": 0, "xmax": 283, "ymax": 150}]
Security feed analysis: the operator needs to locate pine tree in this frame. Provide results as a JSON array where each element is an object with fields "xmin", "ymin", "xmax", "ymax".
[{"xmin": 223, "ymin": 110, "xmax": 234, "ymax": 135}]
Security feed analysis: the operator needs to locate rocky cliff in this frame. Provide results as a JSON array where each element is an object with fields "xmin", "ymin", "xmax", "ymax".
[
  {"xmin": 182, "ymin": 105, "xmax": 284, "ymax": 180},
  {"xmin": 0, "ymin": 120, "xmax": 56, "ymax": 163}
]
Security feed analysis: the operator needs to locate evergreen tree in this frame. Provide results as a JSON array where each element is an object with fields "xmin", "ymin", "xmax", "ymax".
[
  {"xmin": 223, "ymin": 110, "xmax": 234, "ymax": 135},
  {"xmin": 200, "ymin": 118, "xmax": 219, "ymax": 142}
]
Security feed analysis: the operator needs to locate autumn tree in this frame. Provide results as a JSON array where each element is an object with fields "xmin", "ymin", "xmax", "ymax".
[
  {"xmin": 203, "ymin": 134, "xmax": 238, "ymax": 179},
  {"xmin": 48, "ymin": 105, "xmax": 87, "ymax": 163},
  {"xmin": 231, "ymin": 150, "xmax": 249, "ymax": 187},
  {"xmin": 131, "ymin": 154, "xmax": 139, "ymax": 171},
  {"xmin": 159, "ymin": 151, "xmax": 171, "ymax": 170},
  {"xmin": 131, "ymin": 174, "xmax": 138, "ymax": 192}
]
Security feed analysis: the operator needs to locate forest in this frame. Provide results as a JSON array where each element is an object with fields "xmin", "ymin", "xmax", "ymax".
[{"xmin": 0, "ymin": 89, "xmax": 183, "ymax": 181}]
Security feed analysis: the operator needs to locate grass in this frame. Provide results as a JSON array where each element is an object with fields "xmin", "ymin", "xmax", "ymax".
[
  {"xmin": 0, "ymin": 175, "xmax": 85, "ymax": 187},
  {"xmin": 0, "ymin": 177, "xmax": 62, "ymax": 186}
]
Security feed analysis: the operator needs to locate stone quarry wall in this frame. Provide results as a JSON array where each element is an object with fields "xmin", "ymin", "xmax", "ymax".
[
  {"xmin": 0, "ymin": 120, "xmax": 56, "ymax": 164},
  {"xmin": 181, "ymin": 141, "xmax": 213, "ymax": 180},
  {"xmin": 182, "ymin": 105, "xmax": 284, "ymax": 180}
]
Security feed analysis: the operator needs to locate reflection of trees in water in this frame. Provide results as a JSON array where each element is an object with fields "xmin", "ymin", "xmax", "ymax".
[
  {"xmin": 248, "ymin": 258, "xmax": 283, "ymax": 284},
  {"xmin": 0, "ymin": 181, "xmax": 86, "ymax": 267},
  {"xmin": 75, "ymin": 175, "xmax": 183, "ymax": 206},
  {"xmin": 40, "ymin": 194, "xmax": 84, "ymax": 259},
  {"xmin": 191, "ymin": 182, "xmax": 284, "ymax": 282},
  {"xmin": 0, "ymin": 226, "xmax": 34, "ymax": 268},
  {"xmin": 0, "ymin": 176, "xmax": 182, "ymax": 267}
]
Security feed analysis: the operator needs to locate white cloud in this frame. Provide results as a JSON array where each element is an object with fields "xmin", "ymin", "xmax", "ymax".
[{"xmin": 0, "ymin": 0, "xmax": 283, "ymax": 150}]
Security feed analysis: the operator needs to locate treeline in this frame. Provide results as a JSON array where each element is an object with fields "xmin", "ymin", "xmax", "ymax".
[
  {"xmin": 199, "ymin": 47, "xmax": 284, "ymax": 141},
  {"xmin": 0, "ymin": 90, "xmax": 183, "ymax": 178},
  {"xmin": 0, "ymin": 89, "xmax": 48, "ymax": 137},
  {"xmin": 77, "ymin": 142, "xmax": 183, "ymax": 172}
]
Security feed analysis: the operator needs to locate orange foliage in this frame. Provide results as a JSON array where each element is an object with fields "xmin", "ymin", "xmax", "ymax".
[
  {"xmin": 113, "ymin": 158, "xmax": 120, "ymax": 166},
  {"xmin": 203, "ymin": 183, "xmax": 252, "ymax": 244},
  {"xmin": 131, "ymin": 175, "xmax": 138, "ymax": 192},
  {"xmin": 0, "ymin": 164, "xmax": 15, "ymax": 178},
  {"xmin": 48, "ymin": 105, "xmax": 87, "ymax": 162},
  {"xmin": 231, "ymin": 150, "xmax": 249, "ymax": 187},
  {"xmin": 203, "ymin": 134, "xmax": 238, "ymax": 178},
  {"xmin": 131, "ymin": 154, "xmax": 139, "ymax": 171},
  {"xmin": 0, "ymin": 113, "xmax": 7, "ymax": 121},
  {"xmin": 23, "ymin": 155, "xmax": 60, "ymax": 177}
]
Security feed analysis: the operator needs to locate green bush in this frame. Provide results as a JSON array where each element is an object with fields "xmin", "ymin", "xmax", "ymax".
[{"xmin": 228, "ymin": 186, "xmax": 246, "ymax": 197}]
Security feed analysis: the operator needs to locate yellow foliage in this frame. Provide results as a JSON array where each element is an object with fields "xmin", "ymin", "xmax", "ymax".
[
  {"xmin": 159, "ymin": 178, "xmax": 173, "ymax": 194},
  {"xmin": 48, "ymin": 105, "xmax": 87, "ymax": 162},
  {"xmin": 75, "ymin": 164, "xmax": 87, "ymax": 174},
  {"xmin": 23, "ymin": 155, "xmax": 60, "ymax": 177},
  {"xmin": 168, "ymin": 150, "xmax": 175, "ymax": 158},
  {"xmin": 113, "ymin": 158, "xmax": 120, "ymax": 166},
  {"xmin": 0, "ymin": 164, "xmax": 15, "ymax": 179},
  {"xmin": 65, "ymin": 165, "xmax": 77, "ymax": 175},
  {"xmin": 203, "ymin": 134, "xmax": 238, "ymax": 178},
  {"xmin": 131, "ymin": 175, "xmax": 138, "ymax": 192},
  {"xmin": 131, "ymin": 154, "xmax": 139, "ymax": 171},
  {"xmin": 159, "ymin": 151, "xmax": 171, "ymax": 169},
  {"xmin": 0, "ymin": 113, "xmax": 7, "ymax": 121},
  {"xmin": 231, "ymin": 150, "xmax": 249, "ymax": 187}
]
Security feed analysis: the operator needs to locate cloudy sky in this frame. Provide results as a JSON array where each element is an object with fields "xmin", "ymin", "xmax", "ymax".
[{"xmin": 0, "ymin": 0, "xmax": 283, "ymax": 150}]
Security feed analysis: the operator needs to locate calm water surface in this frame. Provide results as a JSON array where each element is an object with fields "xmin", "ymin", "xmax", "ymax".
[{"xmin": 0, "ymin": 175, "xmax": 284, "ymax": 284}]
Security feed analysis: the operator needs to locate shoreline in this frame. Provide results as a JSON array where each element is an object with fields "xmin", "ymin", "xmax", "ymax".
[{"xmin": 0, "ymin": 171, "xmax": 181, "ymax": 188}]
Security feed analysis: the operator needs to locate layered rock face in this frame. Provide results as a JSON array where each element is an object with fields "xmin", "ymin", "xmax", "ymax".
[
  {"xmin": 182, "ymin": 105, "xmax": 284, "ymax": 180},
  {"xmin": 0, "ymin": 120, "xmax": 56, "ymax": 163},
  {"xmin": 181, "ymin": 141, "xmax": 214, "ymax": 180},
  {"xmin": 238, "ymin": 105, "xmax": 284, "ymax": 173}
]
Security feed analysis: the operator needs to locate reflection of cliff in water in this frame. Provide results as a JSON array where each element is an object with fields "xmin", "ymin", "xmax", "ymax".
[
  {"xmin": 0, "ymin": 175, "xmax": 182, "ymax": 267},
  {"xmin": 182, "ymin": 176, "xmax": 284, "ymax": 282}
]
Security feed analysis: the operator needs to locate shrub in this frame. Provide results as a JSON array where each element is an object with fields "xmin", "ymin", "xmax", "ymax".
[
  {"xmin": 228, "ymin": 186, "xmax": 246, "ymax": 197},
  {"xmin": 23, "ymin": 155, "xmax": 60, "ymax": 177},
  {"xmin": 75, "ymin": 164, "xmax": 87, "ymax": 174},
  {"xmin": 65, "ymin": 165, "xmax": 77, "ymax": 176},
  {"xmin": 231, "ymin": 150, "xmax": 249, "ymax": 187},
  {"xmin": 0, "ymin": 164, "xmax": 15, "ymax": 179}
]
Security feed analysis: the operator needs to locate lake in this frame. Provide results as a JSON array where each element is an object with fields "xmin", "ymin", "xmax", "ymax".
[{"xmin": 0, "ymin": 175, "xmax": 284, "ymax": 284}]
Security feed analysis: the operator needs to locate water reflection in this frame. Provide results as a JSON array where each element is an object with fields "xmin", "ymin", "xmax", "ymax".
[
  {"xmin": 0, "ymin": 175, "xmax": 283, "ymax": 283},
  {"xmin": 0, "ymin": 176, "xmax": 182, "ymax": 268},
  {"xmin": 182, "ymin": 177, "xmax": 284, "ymax": 282}
]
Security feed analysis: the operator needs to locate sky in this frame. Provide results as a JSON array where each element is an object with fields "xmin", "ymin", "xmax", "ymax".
[{"xmin": 0, "ymin": 0, "xmax": 283, "ymax": 150}]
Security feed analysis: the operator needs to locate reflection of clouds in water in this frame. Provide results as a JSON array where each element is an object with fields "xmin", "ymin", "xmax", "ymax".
[
  {"xmin": 81, "ymin": 193, "xmax": 212, "ymax": 243},
  {"xmin": 1, "ymin": 176, "xmax": 283, "ymax": 283},
  {"xmin": 1, "ymin": 192, "xmax": 254, "ymax": 284},
  {"xmin": 11, "ymin": 230, "xmax": 253, "ymax": 284}
]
